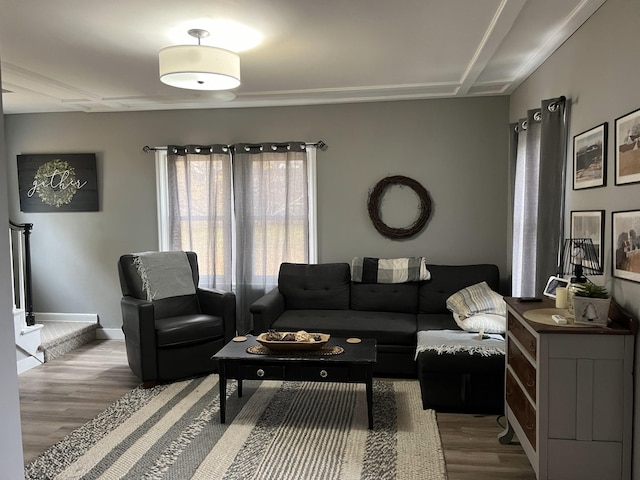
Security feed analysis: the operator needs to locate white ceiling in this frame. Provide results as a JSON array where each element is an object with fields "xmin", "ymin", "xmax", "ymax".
[{"xmin": 0, "ymin": 0, "xmax": 606, "ymax": 115}]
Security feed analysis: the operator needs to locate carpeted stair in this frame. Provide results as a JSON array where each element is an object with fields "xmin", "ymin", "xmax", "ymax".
[{"xmin": 38, "ymin": 320, "xmax": 98, "ymax": 362}]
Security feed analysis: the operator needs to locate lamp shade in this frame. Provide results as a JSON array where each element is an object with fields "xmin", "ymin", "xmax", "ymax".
[
  {"xmin": 558, "ymin": 238, "xmax": 603, "ymax": 280},
  {"xmin": 159, "ymin": 45, "xmax": 240, "ymax": 91}
]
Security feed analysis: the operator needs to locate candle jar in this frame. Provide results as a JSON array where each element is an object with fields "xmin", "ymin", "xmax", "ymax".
[
  {"xmin": 555, "ymin": 287, "xmax": 568, "ymax": 309},
  {"xmin": 566, "ymin": 279, "xmax": 586, "ymax": 316}
]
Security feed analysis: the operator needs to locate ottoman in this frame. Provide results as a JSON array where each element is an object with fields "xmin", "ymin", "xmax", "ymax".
[{"xmin": 416, "ymin": 330, "xmax": 505, "ymax": 414}]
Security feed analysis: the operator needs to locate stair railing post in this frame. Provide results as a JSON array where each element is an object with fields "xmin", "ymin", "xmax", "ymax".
[
  {"xmin": 9, "ymin": 220, "xmax": 35, "ymax": 327},
  {"xmin": 22, "ymin": 223, "xmax": 35, "ymax": 326}
]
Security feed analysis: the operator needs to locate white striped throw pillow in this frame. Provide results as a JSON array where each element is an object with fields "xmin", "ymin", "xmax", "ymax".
[{"xmin": 446, "ymin": 281, "xmax": 506, "ymax": 318}]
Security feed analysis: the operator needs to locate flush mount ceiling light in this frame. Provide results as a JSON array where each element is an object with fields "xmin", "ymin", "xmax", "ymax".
[{"xmin": 159, "ymin": 29, "xmax": 240, "ymax": 91}]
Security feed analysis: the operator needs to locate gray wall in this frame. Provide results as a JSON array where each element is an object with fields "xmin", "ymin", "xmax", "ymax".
[
  {"xmin": 509, "ymin": 0, "xmax": 640, "ymax": 471},
  {"xmin": 0, "ymin": 57, "xmax": 27, "ymax": 479},
  {"xmin": 4, "ymin": 96, "xmax": 510, "ymax": 331}
]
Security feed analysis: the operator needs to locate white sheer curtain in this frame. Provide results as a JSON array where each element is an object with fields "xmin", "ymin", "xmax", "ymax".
[
  {"xmin": 233, "ymin": 142, "xmax": 311, "ymax": 333},
  {"xmin": 155, "ymin": 142, "xmax": 317, "ymax": 334},
  {"xmin": 511, "ymin": 97, "xmax": 568, "ymax": 297},
  {"xmin": 164, "ymin": 145, "xmax": 233, "ymax": 290}
]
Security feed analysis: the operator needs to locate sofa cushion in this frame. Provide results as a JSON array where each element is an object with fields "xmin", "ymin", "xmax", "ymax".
[
  {"xmin": 417, "ymin": 313, "xmax": 460, "ymax": 331},
  {"xmin": 155, "ymin": 313, "xmax": 225, "ymax": 347},
  {"xmin": 153, "ymin": 294, "xmax": 201, "ymax": 320},
  {"xmin": 272, "ymin": 309, "xmax": 416, "ymax": 346},
  {"xmin": 351, "ymin": 257, "xmax": 430, "ymax": 283},
  {"xmin": 453, "ymin": 312, "xmax": 506, "ymax": 334},
  {"xmin": 446, "ymin": 281, "xmax": 506, "ymax": 318},
  {"xmin": 278, "ymin": 263, "xmax": 351, "ymax": 310},
  {"xmin": 351, "ymin": 282, "xmax": 418, "ymax": 314},
  {"xmin": 418, "ymin": 264, "xmax": 500, "ymax": 314}
]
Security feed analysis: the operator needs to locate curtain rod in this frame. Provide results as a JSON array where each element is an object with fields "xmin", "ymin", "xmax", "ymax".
[{"xmin": 143, "ymin": 141, "xmax": 327, "ymax": 153}]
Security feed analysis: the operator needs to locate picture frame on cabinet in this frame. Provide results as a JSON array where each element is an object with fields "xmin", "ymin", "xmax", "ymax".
[
  {"xmin": 612, "ymin": 210, "xmax": 640, "ymax": 283},
  {"xmin": 614, "ymin": 107, "xmax": 640, "ymax": 185},
  {"xmin": 543, "ymin": 275, "xmax": 569, "ymax": 299},
  {"xmin": 571, "ymin": 210, "xmax": 605, "ymax": 269},
  {"xmin": 573, "ymin": 123, "xmax": 607, "ymax": 190}
]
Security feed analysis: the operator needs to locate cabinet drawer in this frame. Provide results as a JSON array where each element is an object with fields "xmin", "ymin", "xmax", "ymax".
[
  {"xmin": 238, "ymin": 364, "xmax": 285, "ymax": 380},
  {"xmin": 507, "ymin": 341, "xmax": 536, "ymax": 402},
  {"xmin": 300, "ymin": 366, "xmax": 349, "ymax": 381},
  {"xmin": 508, "ymin": 312, "xmax": 537, "ymax": 361},
  {"xmin": 506, "ymin": 370, "xmax": 536, "ymax": 450}
]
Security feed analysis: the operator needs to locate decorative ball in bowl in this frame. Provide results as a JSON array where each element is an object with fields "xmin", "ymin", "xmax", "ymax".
[{"xmin": 256, "ymin": 330, "xmax": 330, "ymax": 351}]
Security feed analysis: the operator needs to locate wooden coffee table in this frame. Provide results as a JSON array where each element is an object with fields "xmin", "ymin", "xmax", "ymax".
[{"xmin": 213, "ymin": 336, "xmax": 377, "ymax": 428}]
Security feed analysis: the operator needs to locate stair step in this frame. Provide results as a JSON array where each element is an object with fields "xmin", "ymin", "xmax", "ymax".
[{"xmin": 38, "ymin": 321, "xmax": 98, "ymax": 363}]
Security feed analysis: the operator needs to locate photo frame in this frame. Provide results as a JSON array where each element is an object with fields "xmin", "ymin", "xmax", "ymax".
[
  {"xmin": 17, "ymin": 153, "xmax": 99, "ymax": 212},
  {"xmin": 543, "ymin": 276, "xmax": 569, "ymax": 299},
  {"xmin": 570, "ymin": 210, "xmax": 605, "ymax": 269},
  {"xmin": 614, "ymin": 107, "xmax": 640, "ymax": 185},
  {"xmin": 573, "ymin": 123, "xmax": 607, "ymax": 190},
  {"xmin": 612, "ymin": 210, "xmax": 640, "ymax": 283}
]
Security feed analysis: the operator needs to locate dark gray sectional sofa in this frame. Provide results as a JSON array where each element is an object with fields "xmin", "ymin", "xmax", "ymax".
[{"xmin": 250, "ymin": 261, "xmax": 501, "ymax": 377}]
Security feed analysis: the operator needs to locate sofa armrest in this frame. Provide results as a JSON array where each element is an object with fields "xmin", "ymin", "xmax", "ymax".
[
  {"xmin": 120, "ymin": 296, "xmax": 158, "ymax": 381},
  {"xmin": 250, "ymin": 288, "xmax": 285, "ymax": 334},
  {"xmin": 197, "ymin": 288, "xmax": 237, "ymax": 341}
]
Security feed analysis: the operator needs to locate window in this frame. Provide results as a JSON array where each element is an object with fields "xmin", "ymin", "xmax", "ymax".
[{"xmin": 156, "ymin": 142, "xmax": 317, "ymax": 332}]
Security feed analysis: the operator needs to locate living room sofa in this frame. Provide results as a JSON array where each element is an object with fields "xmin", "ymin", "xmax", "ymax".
[{"xmin": 250, "ymin": 261, "xmax": 501, "ymax": 378}]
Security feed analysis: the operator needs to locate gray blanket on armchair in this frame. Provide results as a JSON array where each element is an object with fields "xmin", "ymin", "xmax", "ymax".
[{"xmin": 133, "ymin": 251, "xmax": 196, "ymax": 301}]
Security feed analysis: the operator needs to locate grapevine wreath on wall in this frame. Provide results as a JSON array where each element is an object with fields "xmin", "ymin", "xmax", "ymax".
[{"xmin": 367, "ymin": 175, "xmax": 432, "ymax": 239}]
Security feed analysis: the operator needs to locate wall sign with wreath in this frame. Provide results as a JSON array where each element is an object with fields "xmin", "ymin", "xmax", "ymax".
[
  {"xmin": 17, "ymin": 153, "xmax": 99, "ymax": 212},
  {"xmin": 367, "ymin": 175, "xmax": 432, "ymax": 239}
]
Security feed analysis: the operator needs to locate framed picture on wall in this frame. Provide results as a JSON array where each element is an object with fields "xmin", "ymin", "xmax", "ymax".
[
  {"xmin": 612, "ymin": 210, "xmax": 640, "ymax": 283},
  {"xmin": 571, "ymin": 210, "xmax": 605, "ymax": 269},
  {"xmin": 614, "ymin": 107, "xmax": 640, "ymax": 185},
  {"xmin": 573, "ymin": 123, "xmax": 607, "ymax": 190},
  {"xmin": 17, "ymin": 153, "xmax": 99, "ymax": 212}
]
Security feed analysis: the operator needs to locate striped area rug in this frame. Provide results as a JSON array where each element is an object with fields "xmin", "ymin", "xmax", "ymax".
[{"xmin": 25, "ymin": 377, "xmax": 447, "ymax": 480}]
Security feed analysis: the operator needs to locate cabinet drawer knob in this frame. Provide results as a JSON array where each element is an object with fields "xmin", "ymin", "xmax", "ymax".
[
  {"xmin": 256, "ymin": 368, "xmax": 265, "ymax": 378},
  {"xmin": 320, "ymin": 369, "xmax": 328, "ymax": 378}
]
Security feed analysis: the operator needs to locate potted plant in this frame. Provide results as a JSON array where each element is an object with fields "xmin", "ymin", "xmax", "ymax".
[{"xmin": 572, "ymin": 282, "xmax": 611, "ymax": 326}]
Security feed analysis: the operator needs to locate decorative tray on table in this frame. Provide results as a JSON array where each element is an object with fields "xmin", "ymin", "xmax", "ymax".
[{"xmin": 256, "ymin": 330, "xmax": 330, "ymax": 351}]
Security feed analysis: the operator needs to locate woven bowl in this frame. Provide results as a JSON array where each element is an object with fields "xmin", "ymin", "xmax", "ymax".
[{"xmin": 256, "ymin": 332, "xmax": 330, "ymax": 351}]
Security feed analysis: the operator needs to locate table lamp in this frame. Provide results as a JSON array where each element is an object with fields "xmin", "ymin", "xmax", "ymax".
[{"xmin": 558, "ymin": 238, "xmax": 602, "ymax": 315}]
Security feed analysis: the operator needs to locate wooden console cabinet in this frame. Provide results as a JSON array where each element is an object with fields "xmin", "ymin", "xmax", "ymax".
[{"xmin": 499, "ymin": 297, "xmax": 636, "ymax": 480}]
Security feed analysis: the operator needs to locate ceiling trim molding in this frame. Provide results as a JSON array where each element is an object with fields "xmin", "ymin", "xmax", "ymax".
[
  {"xmin": 1, "ymin": 62, "xmax": 98, "ymax": 101},
  {"xmin": 457, "ymin": 0, "xmax": 528, "ymax": 96},
  {"xmin": 0, "ymin": 1, "xmax": 607, "ymax": 114},
  {"xmin": 508, "ymin": 0, "xmax": 607, "ymax": 91}
]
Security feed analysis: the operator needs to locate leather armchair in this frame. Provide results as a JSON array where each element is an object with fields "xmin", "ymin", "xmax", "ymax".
[{"xmin": 118, "ymin": 251, "xmax": 236, "ymax": 386}]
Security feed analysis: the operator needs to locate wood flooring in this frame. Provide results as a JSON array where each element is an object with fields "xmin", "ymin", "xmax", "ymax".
[{"xmin": 18, "ymin": 340, "xmax": 536, "ymax": 479}]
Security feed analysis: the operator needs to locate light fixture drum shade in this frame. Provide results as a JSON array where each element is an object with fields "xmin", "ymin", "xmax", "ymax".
[{"xmin": 159, "ymin": 45, "xmax": 240, "ymax": 91}]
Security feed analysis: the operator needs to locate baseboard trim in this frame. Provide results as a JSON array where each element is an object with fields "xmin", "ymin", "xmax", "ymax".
[
  {"xmin": 36, "ymin": 312, "xmax": 99, "ymax": 323},
  {"xmin": 96, "ymin": 328, "xmax": 124, "ymax": 340},
  {"xmin": 17, "ymin": 356, "xmax": 43, "ymax": 375}
]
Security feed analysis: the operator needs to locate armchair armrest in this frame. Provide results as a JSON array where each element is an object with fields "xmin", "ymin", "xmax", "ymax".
[
  {"xmin": 197, "ymin": 288, "xmax": 237, "ymax": 341},
  {"xmin": 250, "ymin": 288, "xmax": 285, "ymax": 334},
  {"xmin": 120, "ymin": 296, "xmax": 158, "ymax": 381}
]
